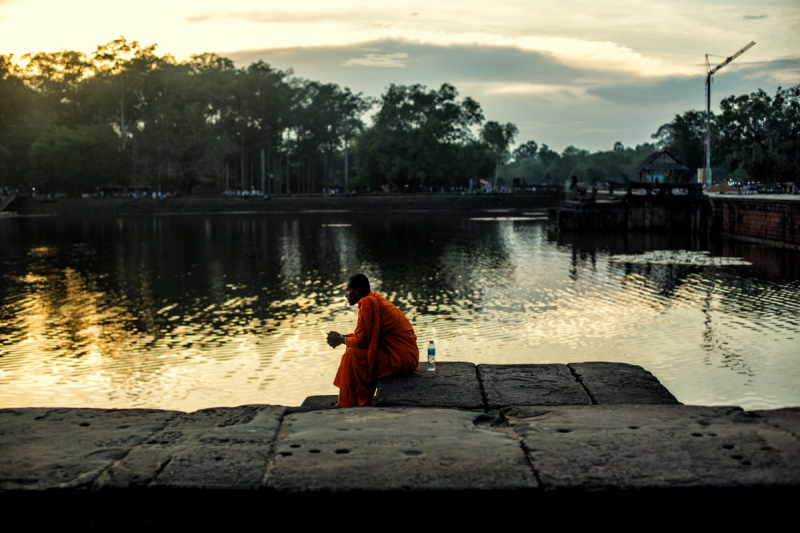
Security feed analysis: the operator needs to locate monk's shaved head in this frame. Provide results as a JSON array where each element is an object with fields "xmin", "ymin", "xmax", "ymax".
[{"xmin": 347, "ymin": 273, "xmax": 370, "ymax": 295}]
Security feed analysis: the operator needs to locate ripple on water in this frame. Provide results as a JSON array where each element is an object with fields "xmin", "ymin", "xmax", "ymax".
[{"xmin": 0, "ymin": 214, "xmax": 799, "ymax": 410}]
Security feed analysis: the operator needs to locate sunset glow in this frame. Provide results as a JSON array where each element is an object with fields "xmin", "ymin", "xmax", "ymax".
[{"xmin": 2, "ymin": 0, "xmax": 799, "ymax": 152}]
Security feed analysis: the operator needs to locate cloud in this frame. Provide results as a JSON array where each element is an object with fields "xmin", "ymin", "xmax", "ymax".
[
  {"xmin": 588, "ymin": 77, "xmax": 700, "ymax": 106},
  {"xmin": 224, "ymin": 39, "xmax": 798, "ymax": 153},
  {"xmin": 343, "ymin": 52, "xmax": 408, "ymax": 68},
  {"xmin": 733, "ymin": 56, "xmax": 800, "ymax": 84},
  {"xmin": 226, "ymin": 39, "xmax": 596, "ymax": 90},
  {"xmin": 185, "ymin": 9, "xmax": 367, "ymax": 25},
  {"xmin": 743, "ymin": 15, "xmax": 767, "ymax": 20}
]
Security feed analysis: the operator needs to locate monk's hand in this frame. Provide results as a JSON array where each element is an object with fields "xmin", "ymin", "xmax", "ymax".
[{"xmin": 327, "ymin": 331, "xmax": 345, "ymax": 348}]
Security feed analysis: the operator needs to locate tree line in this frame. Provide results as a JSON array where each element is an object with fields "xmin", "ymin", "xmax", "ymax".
[
  {"xmin": 1, "ymin": 37, "xmax": 797, "ymax": 195},
  {"xmin": 500, "ymin": 84, "xmax": 799, "ymax": 188},
  {"xmin": 1, "ymin": 38, "xmax": 372, "ymax": 195}
]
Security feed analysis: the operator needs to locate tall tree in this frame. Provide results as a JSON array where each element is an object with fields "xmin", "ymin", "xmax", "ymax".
[
  {"xmin": 651, "ymin": 110, "xmax": 708, "ymax": 179},
  {"xmin": 19, "ymin": 49, "xmax": 93, "ymax": 127},
  {"xmin": 27, "ymin": 124, "xmax": 121, "ymax": 193},
  {"xmin": 512, "ymin": 140, "xmax": 538, "ymax": 162},
  {"xmin": 91, "ymin": 37, "xmax": 160, "ymax": 151},
  {"xmin": 1, "ymin": 55, "xmax": 43, "ymax": 183},
  {"xmin": 537, "ymin": 144, "xmax": 560, "ymax": 171},
  {"xmin": 481, "ymin": 121, "xmax": 518, "ymax": 188},
  {"xmin": 716, "ymin": 85, "xmax": 800, "ymax": 186},
  {"xmin": 353, "ymin": 83, "xmax": 484, "ymax": 191}
]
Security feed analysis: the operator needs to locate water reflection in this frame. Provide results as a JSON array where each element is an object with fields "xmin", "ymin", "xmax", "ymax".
[{"xmin": 1, "ymin": 213, "xmax": 798, "ymax": 411}]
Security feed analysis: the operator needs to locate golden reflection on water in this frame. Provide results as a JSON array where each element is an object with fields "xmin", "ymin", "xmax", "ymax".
[{"xmin": 1, "ymin": 212, "xmax": 799, "ymax": 411}]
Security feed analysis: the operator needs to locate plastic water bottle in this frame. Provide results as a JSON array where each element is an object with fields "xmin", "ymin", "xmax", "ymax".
[{"xmin": 427, "ymin": 340, "xmax": 436, "ymax": 371}]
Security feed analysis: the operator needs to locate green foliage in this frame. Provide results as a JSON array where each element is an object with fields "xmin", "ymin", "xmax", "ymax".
[
  {"xmin": 501, "ymin": 141, "xmax": 658, "ymax": 186},
  {"xmin": 512, "ymin": 140, "xmax": 538, "ymax": 162},
  {"xmin": 481, "ymin": 121, "xmax": 518, "ymax": 187},
  {"xmin": 351, "ymin": 83, "xmax": 487, "ymax": 191},
  {"xmin": 4, "ymin": 39, "xmax": 796, "ymax": 194},
  {"xmin": 651, "ymin": 110, "xmax": 708, "ymax": 179},
  {"xmin": 2, "ymin": 38, "xmax": 373, "ymax": 194},
  {"xmin": 27, "ymin": 124, "xmax": 121, "ymax": 192},
  {"xmin": 1, "ymin": 54, "xmax": 48, "ymax": 182},
  {"xmin": 716, "ymin": 86, "xmax": 800, "ymax": 186}
]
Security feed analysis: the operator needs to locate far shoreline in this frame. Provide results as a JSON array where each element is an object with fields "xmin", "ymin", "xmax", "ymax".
[{"xmin": 6, "ymin": 192, "xmax": 563, "ymax": 216}]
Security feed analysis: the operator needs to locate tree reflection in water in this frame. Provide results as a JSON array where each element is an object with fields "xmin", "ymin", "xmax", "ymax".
[{"xmin": 0, "ymin": 212, "xmax": 798, "ymax": 411}]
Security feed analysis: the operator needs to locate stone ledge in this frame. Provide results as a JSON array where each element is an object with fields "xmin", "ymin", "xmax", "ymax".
[
  {"xmin": 2, "ymin": 401, "xmax": 799, "ymax": 529},
  {"xmin": 376, "ymin": 361, "xmax": 679, "ymax": 409},
  {"xmin": 375, "ymin": 362, "xmax": 483, "ymax": 409},
  {"xmin": 96, "ymin": 405, "xmax": 285, "ymax": 490},
  {"xmin": 0, "ymin": 407, "xmax": 179, "ymax": 491},
  {"xmin": 503, "ymin": 405, "xmax": 800, "ymax": 491},
  {"xmin": 266, "ymin": 408, "xmax": 536, "ymax": 492},
  {"xmin": 478, "ymin": 363, "xmax": 591, "ymax": 408},
  {"xmin": 567, "ymin": 362, "xmax": 681, "ymax": 405}
]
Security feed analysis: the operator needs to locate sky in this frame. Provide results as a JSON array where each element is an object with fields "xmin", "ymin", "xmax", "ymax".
[{"xmin": 2, "ymin": 0, "xmax": 799, "ymax": 152}]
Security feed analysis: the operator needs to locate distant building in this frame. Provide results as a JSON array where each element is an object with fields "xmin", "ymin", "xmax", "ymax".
[{"xmin": 635, "ymin": 150, "xmax": 689, "ymax": 183}]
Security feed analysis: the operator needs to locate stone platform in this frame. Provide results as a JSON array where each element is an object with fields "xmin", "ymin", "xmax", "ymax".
[{"xmin": 1, "ymin": 362, "xmax": 798, "ymax": 529}]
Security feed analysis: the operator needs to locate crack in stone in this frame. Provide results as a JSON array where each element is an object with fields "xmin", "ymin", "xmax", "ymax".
[
  {"xmin": 567, "ymin": 364, "xmax": 597, "ymax": 405},
  {"xmin": 260, "ymin": 408, "xmax": 290, "ymax": 488},
  {"xmin": 91, "ymin": 411, "xmax": 182, "ymax": 488},
  {"xmin": 498, "ymin": 409, "xmax": 544, "ymax": 488},
  {"xmin": 475, "ymin": 365, "xmax": 489, "ymax": 412}
]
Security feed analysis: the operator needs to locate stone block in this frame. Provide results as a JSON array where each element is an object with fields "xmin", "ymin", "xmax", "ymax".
[
  {"xmin": 266, "ymin": 408, "xmax": 536, "ymax": 491},
  {"xmin": 504, "ymin": 405, "xmax": 800, "ymax": 490},
  {"xmin": 96, "ymin": 405, "xmax": 284, "ymax": 490},
  {"xmin": 567, "ymin": 362, "xmax": 680, "ymax": 404},
  {"xmin": 0, "ymin": 408, "xmax": 178, "ymax": 490},
  {"xmin": 375, "ymin": 362, "xmax": 483, "ymax": 410},
  {"xmin": 749, "ymin": 408, "xmax": 800, "ymax": 440},
  {"xmin": 478, "ymin": 364, "xmax": 591, "ymax": 408},
  {"xmin": 288, "ymin": 395, "xmax": 340, "ymax": 414}
]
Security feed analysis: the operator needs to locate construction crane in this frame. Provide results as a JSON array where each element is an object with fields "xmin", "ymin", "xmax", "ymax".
[{"xmin": 703, "ymin": 41, "xmax": 756, "ymax": 188}]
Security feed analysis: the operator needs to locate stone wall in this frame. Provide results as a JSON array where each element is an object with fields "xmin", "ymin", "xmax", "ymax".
[
  {"xmin": 708, "ymin": 196, "xmax": 800, "ymax": 249},
  {"xmin": 548, "ymin": 195, "xmax": 697, "ymax": 232}
]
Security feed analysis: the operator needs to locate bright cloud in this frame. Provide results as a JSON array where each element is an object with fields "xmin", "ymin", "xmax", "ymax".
[
  {"xmin": 342, "ymin": 52, "xmax": 408, "ymax": 68},
  {"xmin": 2, "ymin": 0, "xmax": 798, "ymax": 151}
]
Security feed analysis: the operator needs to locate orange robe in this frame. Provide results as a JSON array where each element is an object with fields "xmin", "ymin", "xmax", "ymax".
[{"xmin": 333, "ymin": 291, "xmax": 419, "ymax": 406}]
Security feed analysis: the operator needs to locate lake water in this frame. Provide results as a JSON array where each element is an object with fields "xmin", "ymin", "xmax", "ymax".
[{"xmin": 1, "ymin": 210, "xmax": 798, "ymax": 411}]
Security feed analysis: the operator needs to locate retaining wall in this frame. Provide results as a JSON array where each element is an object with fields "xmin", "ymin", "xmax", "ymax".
[
  {"xmin": 549, "ymin": 195, "xmax": 697, "ymax": 232},
  {"xmin": 708, "ymin": 195, "xmax": 800, "ymax": 249}
]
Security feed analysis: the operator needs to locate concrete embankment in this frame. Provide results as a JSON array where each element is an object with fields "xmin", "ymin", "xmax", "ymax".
[
  {"xmin": 707, "ymin": 194, "xmax": 800, "ymax": 250},
  {"xmin": 549, "ymin": 193, "xmax": 800, "ymax": 250},
  {"xmin": 6, "ymin": 192, "xmax": 561, "ymax": 216},
  {"xmin": 2, "ymin": 362, "xmax": 798, "ymax": 529}
]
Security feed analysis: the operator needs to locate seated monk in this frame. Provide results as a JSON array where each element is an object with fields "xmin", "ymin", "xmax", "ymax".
[{"xmin": 327, "ymin": 274, "xmax": 419, "ymax": 406}]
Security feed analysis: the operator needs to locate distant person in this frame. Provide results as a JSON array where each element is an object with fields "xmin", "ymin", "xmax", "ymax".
[
  {"xmin": 569, "ymin": 175, "xmax": 580, "ymax": 199},
  {"xmin": 326, "ymin": 274, "xmax": 419, "ymax": 406}
]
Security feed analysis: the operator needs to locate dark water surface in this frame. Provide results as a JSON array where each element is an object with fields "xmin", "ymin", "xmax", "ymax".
[{"xmin": 1, "ymin": 210, "xmax": 798, "ymax": 410}]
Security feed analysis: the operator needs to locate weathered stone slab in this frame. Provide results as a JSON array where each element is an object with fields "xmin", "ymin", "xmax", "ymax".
[
  {"xmin": 266, "ymin": 408, "xmax": 536, "ymax": 491},
  {"xmin": 96, "ymin": 405, "xmax": 284, "ymax": 490},
  {"xmin": 504, "ymin": 405, "xmax": 800, "ymax": 490},
  {"xmin": 0, "ymin": 408, "xmax": 178, "ymax": 491},
  {"xmin": 375, "ymin": 362, "xmax": 483, "ymax": 410},
  {"xmin": 567, "ymin": 362, "xmax": 680, "ymax": 404},
  {"xmin": 478, "ymin": 364, "xmax": 591, "ymax": 408},
  {"xmin": 749, "ymin": 408, "xmax": 800, "ymax": 440},
  {"xmin": 295, "ymin": 395, "xmax": 339, "ymax": 412}
]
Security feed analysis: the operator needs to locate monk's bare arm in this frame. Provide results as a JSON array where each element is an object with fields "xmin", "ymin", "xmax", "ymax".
[{"xmin": 327, "ymin": 331, "xmax": 347, "ymax": 348}]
